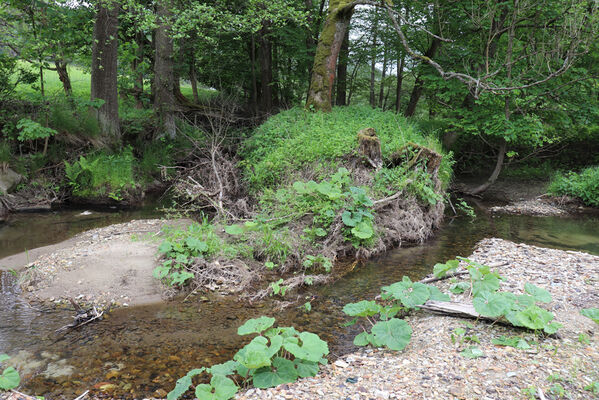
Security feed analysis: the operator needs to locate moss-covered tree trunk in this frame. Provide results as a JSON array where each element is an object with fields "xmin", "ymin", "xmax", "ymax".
[
  {"xmin": 91, "ymin": 0, "xmax": 120, "ymax": 142},
  {"xmin": 305, "ymin": 0, "xmax": 354, "ymax": 112}
]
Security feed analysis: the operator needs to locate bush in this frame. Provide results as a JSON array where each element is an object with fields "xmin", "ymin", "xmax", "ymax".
[
  {"xmin": 64, "ymin": 147, "xmax": 137, "ymax": 200},
  {"xmin": 0, "ymin": 142, "xmax": 11, "ymax": 167},
  {"xmin": 241, "ymin": 106, "xmax": 449, "ymax": 193},
  {"xmin": 548, "ymin": 166, "xmax": 599, "ymax": 206}
]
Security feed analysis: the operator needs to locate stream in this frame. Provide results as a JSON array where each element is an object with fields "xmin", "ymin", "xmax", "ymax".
[{"xmin": 1, "ymin": 205, "xmax": 599, "ymax": 399}]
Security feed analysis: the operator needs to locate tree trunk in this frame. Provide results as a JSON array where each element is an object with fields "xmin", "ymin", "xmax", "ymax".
[
  {"xmin": 91, "ymin": 0, "xmax": 120, "ymax": 142},
  {"xmin": 395, "ymin": 54, "xmax": 405, "ymax": 113},
  {"xmin": 378, "ymin": 47, "xmax": 387, "ymax": 108},
  {"xmin": 305, "ymin": 0, "xmax": 354, "ymax": 112},
  {"xmin": 55, "ymin": 61, "xmax": 72, "ymax": 96},
  {"xmin": 369, "ymin": 23, "xmax": 378, "ymax": 108},
  {"xmin": 154, "ymin": 0, "xmax": 176, "ymax": 139},
  {"xmin": 133, "ymin": 30, "xmax": 145, "ymax": 108},
  {"xmin": 258, "ymin": 23, "xmax": 273, "ymax": 113},
  {"xmin": 404, "ymin": 37, "xmax": 441, "ymax": 117},
  {"xmin": 335, "ymin": 28, "xmax": 350, "ymax": 106},
  {"xmin": 250, "ymin": 34, "xmax": 258, "ymax": 115}
]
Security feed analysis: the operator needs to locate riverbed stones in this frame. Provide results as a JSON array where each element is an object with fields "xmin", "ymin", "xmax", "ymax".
[
  {"xmin": 236, "ymin": 238, "xmax": 599, "ymax": 400},
  {"xmin": 0, "ymin": 167, "xmax": 22, "ymax": 194}
]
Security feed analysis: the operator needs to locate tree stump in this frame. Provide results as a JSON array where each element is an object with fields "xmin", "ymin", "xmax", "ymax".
[{"xmin": 357, "ymin": 128, "xmax": 382, "ymax": 169}]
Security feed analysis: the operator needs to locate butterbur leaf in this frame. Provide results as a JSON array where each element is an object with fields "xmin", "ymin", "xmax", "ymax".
[
  {"xmin": 353, "ymin": 331, "xmax": 373, "ymax": 346},
  {"xmin": 508, "ymin": 305, "xmax": 554, "ymax": 330},
  {"xmin": 370, "ymin": 318, "xmax": 412, "ymax": 351},
  {"xmin": 293, "ymin": 181, "xmax": 309, "ymax": 194},
  {"xmin": 342, "ymin": 300, "xmax": 381, "ymax": 317},
  {"xmin": 195, "ymin": 375, "xmax": 238, "ymax": 400},
  {"xmin": 0, "ymin": 367, "xmax": 20, "ymax": 390},
  {"xmin": 473, "ymin": 291, "xmax": 510, "ymax": 318},
  {"xmin": 294, "ymin": 359, "xmax": 319, "ymax": 378},
  {"xmin": 580, "ymin": 308, "xmax": 599, "ymax": 324},
  {"xmin": 167, "ymin": 368, "xmax": 205, "ymax": 400},
  {"xmin": 351, "ymin": 221, "xmax": 374, "ymax": 239},
  {"xmin": 0, "ymin": 354, "xmax": 9, "ymax": 363},
  {"xmin": 382, "ymin": 278, "xmax": 430, "ymax": 308},
  {"xmin": 524, "ymin": 283, "xmax": 552, "ymax": 303},
  {"xmin": 460, "ymin": 346, "xmax": 484, "ymax": 359},
  {"xmin": 283, "ymin": 332, "xmax": 329, "ymax": 362},
  {"xmin": 342, "ymin": 210, "xmax": 359, "ymax": 227},
  {"xmin": 233, "ymin": 337, "xmax": 272, "ymax": 369},
  {"xmin": 427, "ymin": 285, "xmax": 450, "ymax": 302},
  {"xmin": 433, "ymin": 259, "xmax": 459, "ymax": 278},
  {"xmin": 492, "ymin": 336, "xmax": 530, "ymax": 350},
  {"xmin": 252, "ymin": 357, "xmax": 298, "ymax": 388},
  {"xmin": 543, "ymin": 322, "xmax": 562, "ymax": 335},
  {"xmin": 237, "ymin": 316, "xmax": 276, "ymax": 335},
  {"xmin": 158, "ymin": 241, "xmax": 173, "ymax": 254},
  {"xmin": 209, "ymin": 361, "xmax": 238, "ymax": 376}
]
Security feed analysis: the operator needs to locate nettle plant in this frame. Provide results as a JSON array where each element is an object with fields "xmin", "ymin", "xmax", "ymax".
[
  {"xmin": 168, "ymin": 316, "xmax": 328, "ymax": 400},
  {"xmin": 434, "ymin": 257, "xmax": 562, "ymax": 334},
  {"xmin": 343, "ymin": 276, "xmax": 449, "ymax": 351},
  {"xmin": 0, "ymin": 354, "xmax": 20, "ymax": 391}
]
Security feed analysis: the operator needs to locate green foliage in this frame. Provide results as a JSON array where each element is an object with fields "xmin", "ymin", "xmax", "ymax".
[
  {"xmin": 548, "ymin": 167, "xmax": 599, "ymax": 207},
  {"xmin": 241, "ymin": 106, "xmax": 449, "ymax": 193},
  {"xmin": 342, "ymin": 276, "xmax": 450, "ymax": 351},
  {"xmin": 269, "ymin": 279, "xmax": 288, "ymax": 297},
  {"xmin": 434, "ymin": 257, "xmax": 561, "ymax": 334},
  {"xmin": 0, "ymin": 354, "xmax": 20, "ymax": 391},
  {"xmin": 584, "ymin": 381, "xmax": 599, "ymax": 394},
  {"xmin": 64, "ymin": 148, "xmax": 136, "ymax": 200},
  {"xmin": 168, "ymin": 317, "xmax": 328, "ymax": 400},
  {"xmin": 16, "ymin": 118, "xmax": 57, "ymax": 142},
  {"xmin": 460, "ymin": 346, "xmax": 484, "ymax": 359},
  {"xmin": 0, "ymin": 142, "xmax": 11, "ymax": 166},
  {"xmin": 580, "ymin": 308, "xmax": 599, "ymax": 324},
  {"xmin": 549, "ymin": 383, "xmax": 567, "ymax": 397},
  {"xmin": 155, "ymin": 221, "xmax": 222, "ymax": 286},
  {"xmin": 491, "ymin": 336, "xmax": 532, "ymax": 350}
]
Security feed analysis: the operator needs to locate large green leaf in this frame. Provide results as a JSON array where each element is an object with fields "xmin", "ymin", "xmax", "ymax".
[
  {"xmin": 195, "ymin": 375, "xmax": 238, "ymax": 400},
  {"xmin": 186, "ymin": 237, "xmax": 208, "ymax": 254},
  {"xmin": 382, "ymin": 277, "xmax": 430, "ymax": 308},
  {"xmin": 342, "ymin": 300, "xmax": 381, "ymax": 317},
  {"xmin": 341, "ymin": 210, "xmax": 360, "ymax": 227},
  {"xmin": 580, "ymin": 308, "xmax": 599, "ymax": 324},
  {"xmin": 460, "ymin": 346, "xmax": 484, "ymax": 359},
  {"xmin": 224, "ymin": 224, "xmax": 244, "ymax": 236},
  {"xmin": 469, "ymin": 266, "xmax": 501, "ymax": 296},
  {"xmin": 432, "ymin": 259, "xmax": 459, "ymax": 278},
  {"xmin": 507, "ymin": 305, "xmax": 554, "ymax": 330},
  {"xmin": 237, "ymin": 316, "xmax": 276, "ymax": 335},
  {"xmin": 492, "ymin": 336, "xmax": 531, "ymax": 349},
  {"xmin": 283, "ymin": 332, "xmax": 329, "ymax": 362},
  {"xmin": 0, "ymin": 355, "xmax": 9, "ymax": 363},
  {"xmin": 473, "ymin": 291, "xmax": 510, "ymax": 318},
  {"xmin": 427, "ymin": 285, "xmax": 450, "ymax": 302},
  {"xmin": 351, "ymin": 221, "xmax": 374, "ymax": 239},
  {"xmin": 524, "ymin": 283, "xmax": 552, "ymax": 303},
  {"xmin": 0, "ymin": 367, "xmax": 20, "ymax": 390},
  {"xmin": 209, "ymin": 361, "xmax": 238, "ymax": 377},
  {"xmin": 353, "ymin": 331, "xmax": 374, "ymax": 347},
  {"xmin": 294, "ymin": 359, "xmax": 319, "ymax": 378},
  {"xmin": 370, "ymin": 318, "xmax": 412, "ymax": 351},
  {"xmin": 234, "ymin": 337, "xmax": 272, "ymax": 369},
  {"xmin": 167, "ymin": 368, "xmax": 205, "ymax": 400},
  {"xmin": 252, "ymin": 357, "xmax": 298, "ymax": 388}
]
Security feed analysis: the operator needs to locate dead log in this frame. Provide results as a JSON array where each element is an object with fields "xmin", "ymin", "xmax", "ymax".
[{"xmin": 357, "ymin": 128, "xmax": 382, "ymax": 169}]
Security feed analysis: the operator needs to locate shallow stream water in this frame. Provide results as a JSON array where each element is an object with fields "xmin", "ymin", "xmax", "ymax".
[{"xmin": 1, "ymin": 206, "xmax": 598, "ymax": 399}]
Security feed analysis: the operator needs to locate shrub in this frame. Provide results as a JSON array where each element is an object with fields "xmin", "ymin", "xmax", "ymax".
[
  {"xmin": 0, "ymin": 142, "xmax": 11, "ymax": 167},
  {"xmin": 241, "ymin": 106, "xmax": 450, "ymax": 193},
  {"xmin": 548, "ymin": 166, "xmax": 599, "ymax": 207},
  {"xmin": 0, "ymin": 354, "xmax": 20, "ymax": 391},
  {"xmin": 64, "ymin": 147, "xmax": 136, "ymax": 200}
]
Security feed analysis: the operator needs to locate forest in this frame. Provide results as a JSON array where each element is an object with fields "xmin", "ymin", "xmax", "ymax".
[{"xmin": 1, "ymin": 0, "xmax": 599, "ymax": 399}]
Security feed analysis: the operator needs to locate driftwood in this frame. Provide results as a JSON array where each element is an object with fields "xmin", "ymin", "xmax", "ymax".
[{"xmin": 55, "ymin": 298, "xmax": 103, "ymax": 333}]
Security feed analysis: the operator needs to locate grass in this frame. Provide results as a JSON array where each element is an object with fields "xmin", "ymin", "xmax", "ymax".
[{"xmin": 241, "ymin": 105, "xmax": 451, "ymax": 193}]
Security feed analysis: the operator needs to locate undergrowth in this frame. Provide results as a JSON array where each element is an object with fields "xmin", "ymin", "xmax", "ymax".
[{"xmin": 548, "ymin": 166, "xmax": 599, "ymax": 207}]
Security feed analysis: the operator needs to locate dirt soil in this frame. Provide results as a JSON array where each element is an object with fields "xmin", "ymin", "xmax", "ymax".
[{"xmin": 3, "ymin": 219, "xmax": 192, "ymax": 308}]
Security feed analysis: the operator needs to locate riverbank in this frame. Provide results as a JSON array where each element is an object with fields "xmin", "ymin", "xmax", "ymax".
[
  {"xmin": 2, "ymin": 219, "xmax": 191, "ymax": 308},
  {"xmin": 236, "ymin": 238, "xmax": 599, "ymax": 400}
]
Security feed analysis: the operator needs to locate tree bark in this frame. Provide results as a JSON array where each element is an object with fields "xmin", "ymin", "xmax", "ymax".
[
  {"xmin": 369, "ymin": 21, "xmax": 378, "ymax": 108},
  {"xmin": 378, "ymin": 47, "xmax": 387, "ymax": 108},
  {"xmin": 154, "ymin": 0, "xmax": 176, "ymax": 139},
  {"xmin": 54, "ymin": 60, "xmax": 72, "ymax": 96},
  {"xmin": 91, "ymin": 0, "xmax": 120, "ymax": 142},
  {"xmin": 404, "ymin": 37, "xmax": 441, "ymax": 117},
  {"xmin": 305, "ymin": 0, "xmax": 354, "ymax": 112},
  {"xmin": 250, "ymin": 34, "xmax": 258, "ymax": 115},
  {"xmin": 258, "ymin": 22, "xmax": 273, "ymax": 113},
  {"xmin": 335, "ymin": 28, "xmax": 350, "ymax": 106},
  {"xmin": 395, "ymin": 54, "xmax": 405, "ymax": 113}
]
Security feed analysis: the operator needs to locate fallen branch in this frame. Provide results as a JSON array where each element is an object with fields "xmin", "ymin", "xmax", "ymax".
[
  {"xmin": 419, "ymin": 261, "xmax": 509, "ymax": 284},
  {"xmin": 55, "ymin": 299, "xmax": 104, "ymax": 333}
]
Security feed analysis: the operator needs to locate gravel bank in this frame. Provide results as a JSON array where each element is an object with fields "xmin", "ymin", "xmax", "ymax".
[{"xmin": 237, "ymin": 238, "xmax": 599, "ymax": 400}]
